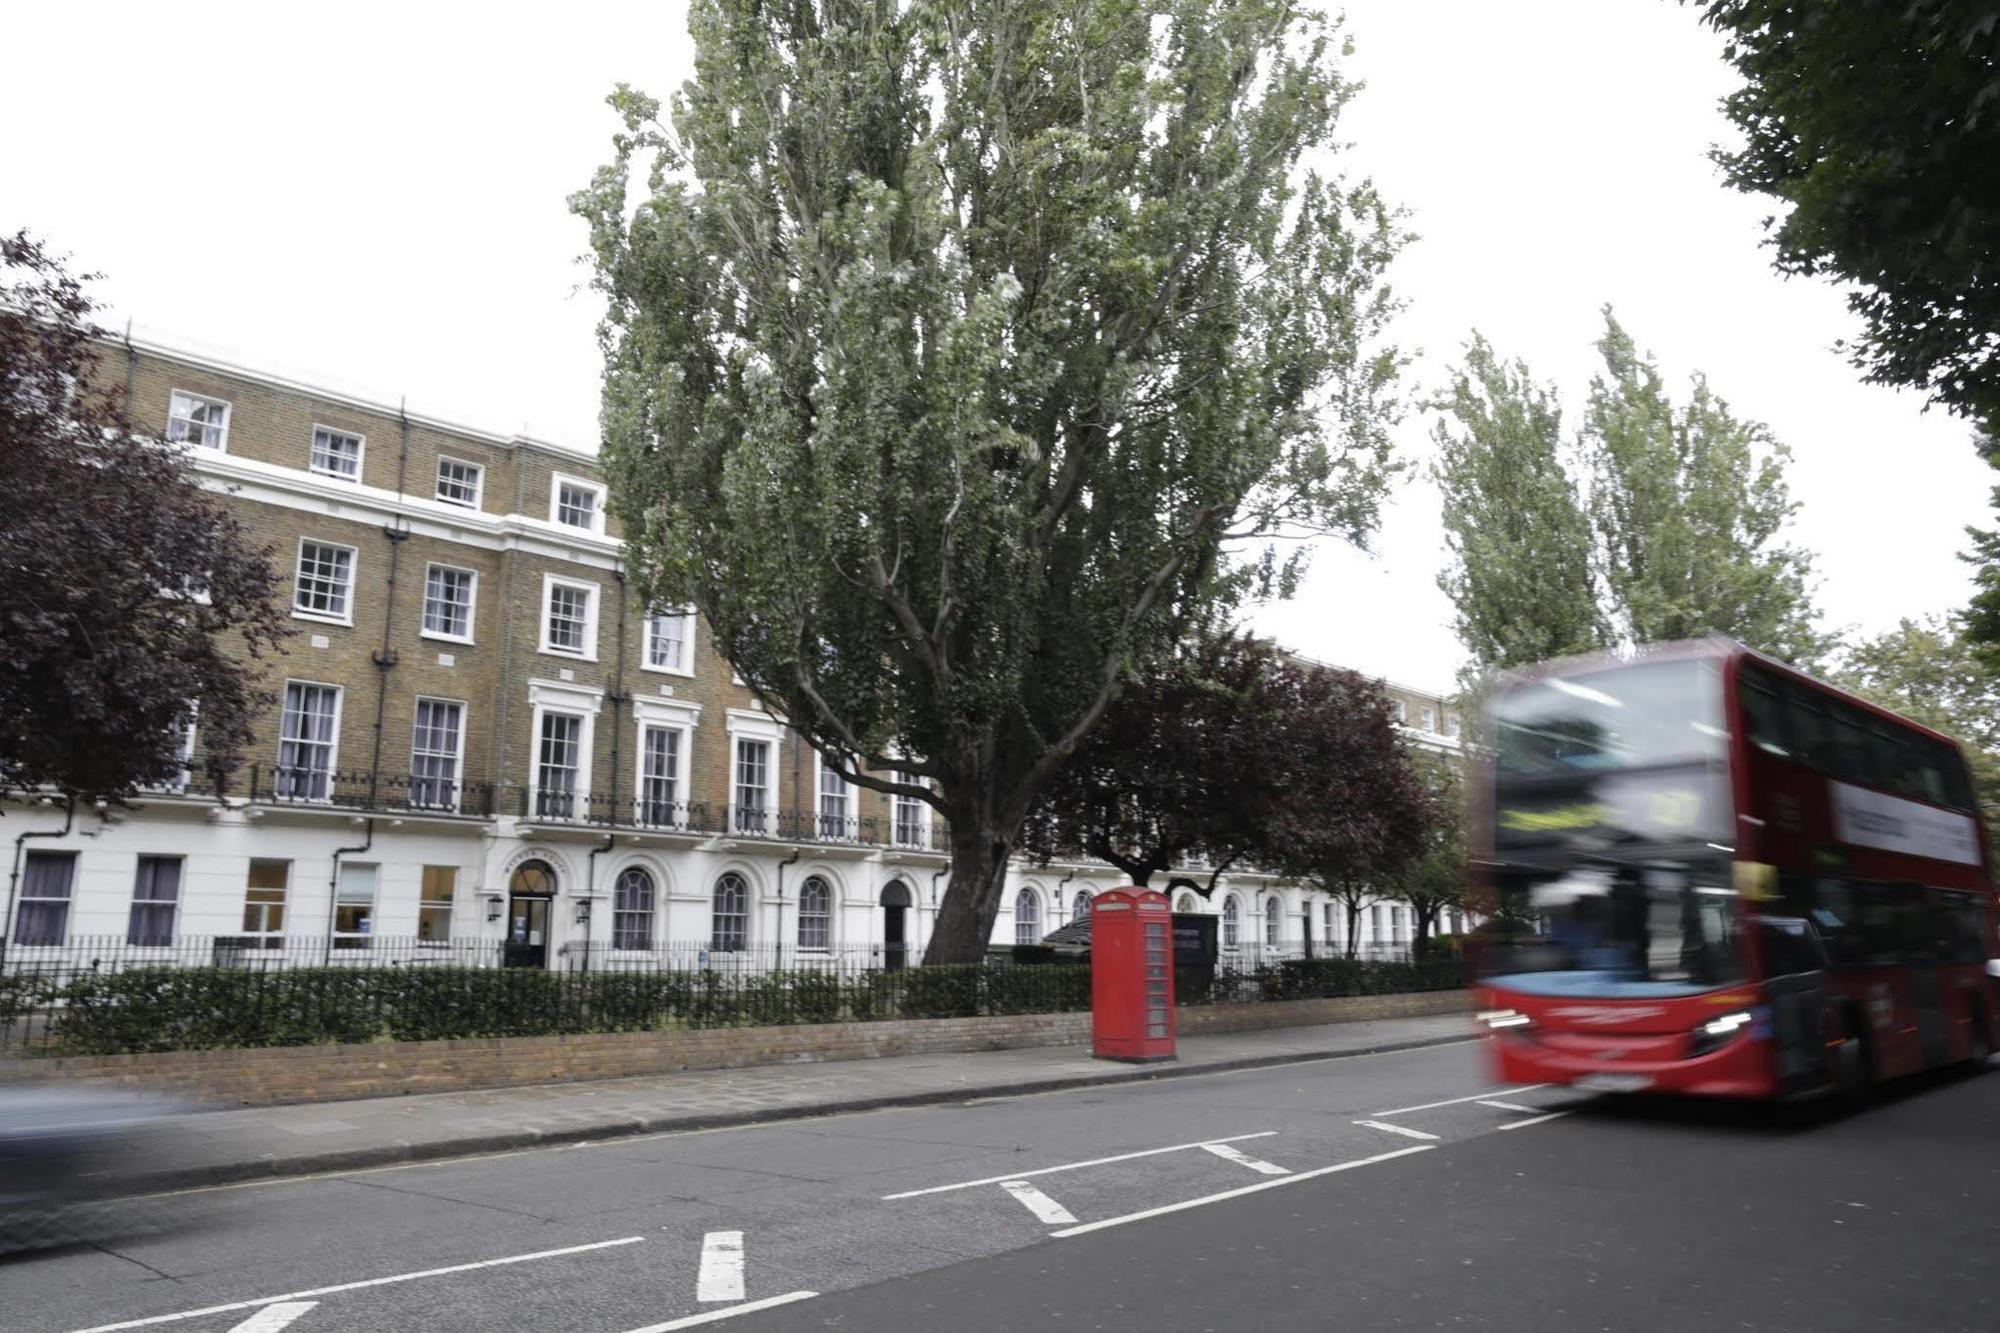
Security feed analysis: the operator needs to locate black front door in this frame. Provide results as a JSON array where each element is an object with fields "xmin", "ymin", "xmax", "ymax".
[
  {"xmin": 883, "ymin": 904, "xmax": 907, "ymax": 972},
  {"xmin": 504, "ymin": 895, "xmax": 551, "ymax": 968}
]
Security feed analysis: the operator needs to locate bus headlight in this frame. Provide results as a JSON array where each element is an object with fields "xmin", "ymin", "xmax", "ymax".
[
  {"xmin": 1689, "ymin": 1010, "xmax": 1753, "ymax": 1057},
  {"xmin": 1477, "ymin": 1008, "xmax": 1532, "ymax": 1031}
]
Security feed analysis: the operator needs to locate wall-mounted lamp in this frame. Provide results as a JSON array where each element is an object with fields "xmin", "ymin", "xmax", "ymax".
[
  {"xmin": 574, "ymin": 899, "xmax": 593, "ymax": 926},
  {"xmin": 484, "ymin": 893, "xmax": 505, "ymax": 923}
]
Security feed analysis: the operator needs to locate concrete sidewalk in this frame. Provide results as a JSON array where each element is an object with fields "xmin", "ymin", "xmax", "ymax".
[{"xmin": 89, "ymin": 1013, "xmax": 1473, "ymax": 1199}]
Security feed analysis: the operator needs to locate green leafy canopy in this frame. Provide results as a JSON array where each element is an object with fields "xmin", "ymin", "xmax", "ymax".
[{"xmin": 573, "ymin": 0, "xmax": 1407, "ymax": 960}]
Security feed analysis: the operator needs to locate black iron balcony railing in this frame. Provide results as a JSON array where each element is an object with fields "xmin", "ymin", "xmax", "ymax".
[{"xmin": 248, "ymin": 765, "xmax": 498, "ymax": 816}]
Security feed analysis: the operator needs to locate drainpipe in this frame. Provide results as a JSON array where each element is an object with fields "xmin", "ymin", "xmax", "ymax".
[
  {"xmin": 774, "ymin": 845, "xmax": 801, "ymax": 970},
  {"xmin": 366, "ymin": 404, "xmax": 412, "ymax": 810},
  {"xmin": 122, "ymin": 320, "xmax": 137, "ymax": 400},
  {"xmin": 1057, "ymin": 868, "xmax": 1076, "ymax": 921},
  {"xmin": 5, "ymin": 796, "xmax": 76, "ymax": 957},
  {"xmin": 324, "ymin": 819, "xmax": 375, "ymax": 964},
  {"xmin": 607, "ymin": 568, "xmax": 629, "ymax": 826}
]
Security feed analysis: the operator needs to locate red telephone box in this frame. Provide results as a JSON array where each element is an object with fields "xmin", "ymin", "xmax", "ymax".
[{"xmin": 1091, "ymin": 888, "xmax": 1176, "ymax": 1062}]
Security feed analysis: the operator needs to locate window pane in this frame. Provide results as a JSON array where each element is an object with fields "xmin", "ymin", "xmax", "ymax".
[
  {"xmin": 546, "ymin": 583, "xmax": 591, "ymax": 653},
  {"xmin": 647, "ymin": 610, "xmax": 688, "ymax": 670},
  {"xmin": 537, "ymin": 713, "xmax": 582, "ymax": 817},
  {"xmin": 640, "ymin": 727, "xmax": 680, "ymax": 825},
  {"xmin": 712, "ymin": 873, "xmax": 747, "ymax": 951},
  {"xmin": 436, "ymin": 458, "xmax": 481, "ymax": 507},
  {"xmin": 411, "ymin": 699, "xmax": 463, "ymax": 809},
  {"xmin": 278, "ymin": 682, "xmax": 339, "ymax": 799},
  {"xmin": 311, "ymin": 427, "xmax": 361, "ymax": 478},
  {"xmin": 17, "ymin": 852, "xmax": 76, "ymax": 945},
  {"xmin": 423, "ymin": 566, "xmax": 474, "ymax": 638},
  {"xmin": 294, "ymin": 541, "xmax": 353, "ymax": 618},
  {"xmin": 614, "ymin": 867, "xmax": 655, "ymax": 950}
]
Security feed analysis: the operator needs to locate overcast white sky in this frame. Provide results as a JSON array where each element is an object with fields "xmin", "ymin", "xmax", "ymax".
[{"xmin": 5, "ymin": 1, "xmax": 1988, "ymax": 696}]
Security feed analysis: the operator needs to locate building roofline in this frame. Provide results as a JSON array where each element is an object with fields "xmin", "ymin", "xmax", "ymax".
[{"xmin": 104, "ymin": 324, "xmax": 600, "ymax": 465}]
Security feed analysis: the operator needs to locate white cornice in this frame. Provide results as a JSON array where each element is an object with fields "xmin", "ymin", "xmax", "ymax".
[{"xmin": 194, "ymin": 451, "xmax": 627, "ymax": 571}]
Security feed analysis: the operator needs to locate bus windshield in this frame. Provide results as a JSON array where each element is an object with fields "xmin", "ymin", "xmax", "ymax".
[
  {"xmin": 1496, "ymin": 658, "xmax": 1726, "ymax": 778},
  {"xmin": 1478, "ymin": 858, "xmax": 1744, "ymax": 998}
]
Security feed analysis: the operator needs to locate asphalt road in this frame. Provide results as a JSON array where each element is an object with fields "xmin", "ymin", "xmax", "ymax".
[{"xmin": 5, "ymin": 1039, "xmax": 1995, "ymax": 1333}]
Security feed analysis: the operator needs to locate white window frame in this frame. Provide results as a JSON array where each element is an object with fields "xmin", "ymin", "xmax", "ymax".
[
  {"xmin": 409, "ymin": 696, "xmax": 467, "ymax": 812},
  {"xmin": 275, "ymin": 679, "xmax": 343, "ymax": 802},
  {"xmin": 642, "ymin": 608, "xmax": 695, "ymax": 676},
  {"xmin": 733, "ymin": 737, "xmax": 772, "ymax": 836},
  {"xmin": 292, "ymin": 537, "xmax": 358, "ymax": 626},
  {"xmin": 1420, "ymin": 704, "xmax": 1436, "ymax": 733},
  {"xmin": 1014, "ymin": 888, "xmax": 1042, "ymax": 946},
  {"xmin": 631, "ymin": 698, "xmax": 700, "ymax": 830},
  {"xmin": 892, "ymin": 771, "xmax": 931, "ymax": 849},
  {"xmin": 549, "ymin": 473, "xmax": 608, "ymax": 533},
  {"xmin": 1265, "ymin": 895, "xmax": 1282, "ymax": 947},
  {"xmin": 796, "ymin": 874, "xmax": 833, "ymax": 951},
  {"xmin": 1222, "ymin": 894, "xmax": 1241, "ymax": 950},
  {"xmin": 1391, "ymin": 699, "xmax": 1408, "ymax": 724},
  {"xmin": 814, "ymin": 752, "xmax": 852, "ymax": 840},
  {"xmin": 539, "ymin": 573, "xmax": 601, "ymax": 660},
  {"xmin": 127, "ymin": 855, "xmax": 182, "ymax": 947},
  {"xmin": 534, "ymin": 711, "xmax": 587, "ymax": 819},
  {"xmin": 434, "ymin": 455, "xmax": 485, "ymax": 509},
  {"xmin": 635, "ymin": 722, "xmax": 686, "ymax": 827},
  {"xmin": 309, "ymin": 424, "xmax": 365, "ymax": 482},
  {"xmin": 333, "ymin": 862, "xmax": 378, "ymax": 949},
  {"xmin": 243, "ymin": 859, "xmax": 289, "ymax": 943},
  {"xmin": 420, "ymin": 563, "xmax": 479, "ymax": 644},
  {"xmin": 527, "ymin": 681, "xmax": 602, "ymax": 823},
  {"xmin": 418, "ymin": 865, "xmax": 456, "ymax": 943},
  {"xmin": 612, "ymin": 865, "xmax": 657, "ymax": 951},
  {"xmin": 711, "ymin": 872, "xmax": 750, "ymax": 953},
  {"xmin": 167, "ymin": 389, "xmax": 230, "ymax": 451}
]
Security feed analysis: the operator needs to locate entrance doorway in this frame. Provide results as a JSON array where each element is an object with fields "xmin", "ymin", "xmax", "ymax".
[
  {"xmin": 506, "ymin": 860, "xmax": 556, "ymax": 968},
  {"xmin": 880, "ymin": 880, "xmax": 912, "ymax": 972}
]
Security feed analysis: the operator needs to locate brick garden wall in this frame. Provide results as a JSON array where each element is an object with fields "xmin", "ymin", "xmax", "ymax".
[{"xmin": 2, "ymin": 991, "xmax": 1468, "ymax": 1106}]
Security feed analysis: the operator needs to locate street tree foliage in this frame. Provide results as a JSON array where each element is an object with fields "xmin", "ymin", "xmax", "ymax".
[
  {"xmin": 1023, "ymin": 635, "xmax": 1428, "ymax": 899},
  {"xmin": 574, "ymin": 0, "xmax": 1407, "ymax": 962},
  {"xmin": 1431, "ymin": 335, "xmax": 1607, "ymax": 673},
  {"xmin": 1688, "ymin": 1, "xmax": 2000, "ymax": 433},
  {"xmin": 1380, "ymin": 749, "xmax": 1466, "ymax": 957},
  {"xmin": 1261, "ymin": 670, "xmax": 1433, "ymax": 959},
  {"xmin": 1831, "ymin": 614, "xmax": 2000, "ymax": 827},
  {"xmin": 1962, "ymin": 433, "xmax": 2000, "ymax": 658},
  {"xmin": 0, "ymin": 233, "xmax": 287, "ymax": 803},
  {"xmin": 1433, "ymin": 310, "xmax": 1828, "ymax": 675}
]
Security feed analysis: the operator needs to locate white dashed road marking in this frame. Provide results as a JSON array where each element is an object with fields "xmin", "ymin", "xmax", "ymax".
[
  {"xmin": 882, "ymin": 1131, "xmax": 1279, "ymax": 1199},
  {"xmin": 1051, "ymin": 1146, "xmax": 1435, "ymax": 1238},
  {"xmin": 1199, "ymin": 1142, "xmax": 1291, "ymax": 1175},
  {"xmin": 696, "ymin": 1231, "xmax": 746, "ymax": 1303},
  {"xmin": 1477, "ymin": 1100, "xmax": 1541, "ymax": 1113},
  {"xmin": 622, "ymin": 1292, "xmax": 820, "ymax": 1332},
  {"xmin": 1001, "ymin": 1180, "xmax": 1080, "ymax": 1225},
  {"xmin": 1497, "ymin": 1111, "xmax": 1572, "ymax": 1131},
  {"xmin": 1370, "ymin": 1085, "xmax": 1549, "ymax": 1117},
  {"xmin": 225, "ymin": 1305, "xmax": 316, "ymax": 1333},
  {"xmin": 64, "ymin": 1236, "xmax": 648, "ymax": 1333},
  {"xmin": 1353, "ymin": 1119, "xmax": 1442, "ymax": 1142}
]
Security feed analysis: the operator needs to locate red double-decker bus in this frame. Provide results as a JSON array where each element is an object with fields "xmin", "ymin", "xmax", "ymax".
[{"xmin": 1472, "ymin": 639, "xmax": 1998, "ymax": 1101}]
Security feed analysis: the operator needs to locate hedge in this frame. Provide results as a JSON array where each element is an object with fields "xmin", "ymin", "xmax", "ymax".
[{"xmin": 0, "ymin": 954, "xmax": 1463, "ymax": 1057}]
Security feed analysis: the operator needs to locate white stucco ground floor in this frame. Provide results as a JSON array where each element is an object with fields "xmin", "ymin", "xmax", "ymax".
[{"xmin": 2, "ymin": 793, "xmax": 1447, "ymax": 969}]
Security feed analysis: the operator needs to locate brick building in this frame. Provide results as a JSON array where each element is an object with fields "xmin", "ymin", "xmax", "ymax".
[{"xmin": 2, "ymin": 335, "xmax": 1461, "ymax": 970}]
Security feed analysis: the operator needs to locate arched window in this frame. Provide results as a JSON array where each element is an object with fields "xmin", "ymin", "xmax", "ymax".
[
  {"xmin": 1015, "ymin": 889, "xmax": 1042, "ymax": 945},
  {"xmin": 612, "ymin": 867, "xmax": 655, "ymax": 951},
  {"xmin": 798, "ymin": 875, "xmax": 831, "ymax": 950},
  {"xmin": 712, "ymin": 872, "xmax": 748, "ymax": 952},
  {"xmin": 1222, "ymin": 894, "xmax": 1240, "ymax": 949},
  {"xmin": 1072, "ymin": 889, "xmax": 1092, "ymax": 922},
  {"xmin": 1175, "ymin": 893, "xmax": 1197, "ymax": 914},
  {"xmin": 1265, "ymin": 896, "xmax": 1282, "ymax": 947}
]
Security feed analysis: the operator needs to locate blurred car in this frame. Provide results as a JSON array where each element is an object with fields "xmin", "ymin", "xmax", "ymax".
[{"xmin": 0, "ymin": 1085, "xmax": 182, "ymax": 1255}]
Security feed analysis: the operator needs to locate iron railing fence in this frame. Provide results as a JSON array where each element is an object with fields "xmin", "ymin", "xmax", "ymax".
[{"xmin": 0, "ymin": 938, "xmax": 1092, "ymax": 1056}]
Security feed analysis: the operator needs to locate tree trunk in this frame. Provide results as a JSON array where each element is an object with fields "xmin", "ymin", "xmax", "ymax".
[
  {"xmin": 924, "ymin": 815, "xmax": 1016, "ymax": 965},
  {"xmin": 1343, "ymin": 899, "xmax": 1362, "ymax": 960}
]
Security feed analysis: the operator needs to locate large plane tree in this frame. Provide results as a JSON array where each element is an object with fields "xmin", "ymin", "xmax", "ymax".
[{"xmin": 575, "ymin": 0, "xmax": 1407, "ymax": 960}]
